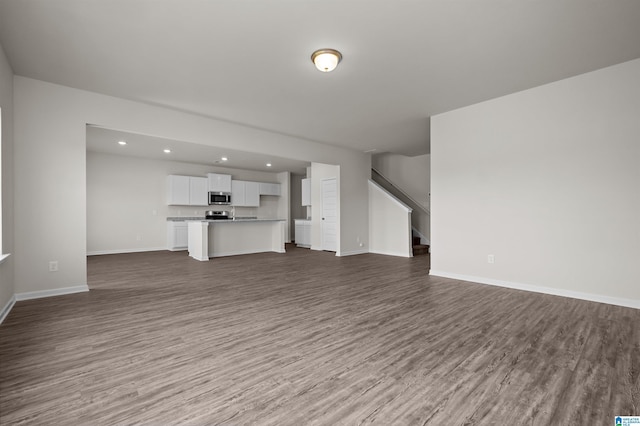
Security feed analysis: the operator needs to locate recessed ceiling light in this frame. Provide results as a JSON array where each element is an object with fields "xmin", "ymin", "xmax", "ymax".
[
  {"xmin": 266, "ymin": 163, "xmax": 272, "ymax": 167},
  {"xmin": 164, "ymin": 149, "xmax": 171, "ymax": 153},
  {"xmin": 118, "ymin": 140, "xmax": 127, "ymax": 146},
  {"xmin": 221, "ymin": 157, "xmax": 228, "ymax": 161}
]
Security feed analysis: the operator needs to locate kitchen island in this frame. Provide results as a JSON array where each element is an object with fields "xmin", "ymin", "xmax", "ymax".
[{"xmin": 187, "ymin": 219, "xmax": 286, "ymax": 261}]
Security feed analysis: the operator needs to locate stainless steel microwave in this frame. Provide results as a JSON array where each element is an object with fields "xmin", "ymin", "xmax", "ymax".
[{"xmin": 208, "ymin": 192, "xmax": 231, "ymax": 205}]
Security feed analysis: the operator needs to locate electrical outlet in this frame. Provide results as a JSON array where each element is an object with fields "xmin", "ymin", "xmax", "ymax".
[
  {"xmin": 49, "ymin": 261, "xmax": 58, "ymax": 272},
  {"xmin": 488, "ymin": 254, "xmax": 495, "ymax": 264}
]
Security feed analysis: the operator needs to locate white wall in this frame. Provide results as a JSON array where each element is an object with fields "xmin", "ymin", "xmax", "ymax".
[
  {"xmin": 368, "ymin": 181, "xmax": 412, "ymax": 257},
  {"xmin": 0, "ymin": 41, "xmax": 14, "ymax": 319},
  {"xmin": 372, "ymin": 153, "xmax": 430, "ymax": 210},
  {"xmin": 431, "ymin": 58, "xmax": 640, "ymax": 308},
  {"xmin": 14, "ymin": 76, "xmax": 370, "ymax": 294},
  {"xmin": 87, "ymin": 151, "xmax": 287, "ymax": 254}
]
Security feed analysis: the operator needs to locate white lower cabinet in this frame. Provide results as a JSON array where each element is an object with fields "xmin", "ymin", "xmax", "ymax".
[
  {"xmin": 167, "ymin": 221, "xmax": 188, "ymax": 251},
  {"xmin": 294, "ymin": 219, "xmax": 311, "ymax": 248}
]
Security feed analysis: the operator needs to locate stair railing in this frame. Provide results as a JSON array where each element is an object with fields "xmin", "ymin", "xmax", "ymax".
[{"xmin": 371, "ymin": 168, "xmax": 430, "ymax": 216}]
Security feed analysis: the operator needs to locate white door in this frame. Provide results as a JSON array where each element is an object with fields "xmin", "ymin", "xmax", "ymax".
[{"xmin": 321, "ymin": 178, "xmax": 337, "ymax": 252}]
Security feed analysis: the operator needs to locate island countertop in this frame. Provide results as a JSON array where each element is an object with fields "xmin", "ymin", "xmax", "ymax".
[
  {"xmin": 167, "ymin": 217, "xmax": 284, "ymax": 222},
  {"xmin": 186, "ymin": 218, "xmax": 285, "ymax": 223}
]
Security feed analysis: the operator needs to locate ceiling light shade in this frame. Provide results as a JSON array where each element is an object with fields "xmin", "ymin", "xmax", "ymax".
[{"xmin": 311, "ymin": 49, "xmax": 342, "ymax": 72}]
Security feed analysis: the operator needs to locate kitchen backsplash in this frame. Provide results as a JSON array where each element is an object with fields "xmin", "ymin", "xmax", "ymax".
[{"xmin": 166, "ymin": 199, "xmax": 278, "ymax": 219}]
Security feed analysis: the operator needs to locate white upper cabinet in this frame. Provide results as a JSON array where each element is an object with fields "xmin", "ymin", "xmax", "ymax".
[
  {"xmin": 167, "ymin": 175, "xmax": 190, "ymax": 205},
  {"xmin": 245, "ymin": 181, "xmax": 260, "ymax": 206},
  {"xmin": 231, "ymin": 180, "xmax": 245, "ymax": 206},
  {"xmin": 301, "ymin": 178, "xmax": 311, "ymax": 206},
  {"xmin": 189, "ymin": 176, "xmax": 209, "ymax": 206},
  {"xmin": 208, "ymin": 173, "xmax": 232, "ymax": 193},
  {"xmin": 259, "ymin": 182, "xmax": 281, "ymax": 196},
  {"xmin": 167, "ymin": 175, "xmax": 209, "ymax": 206},
  {"xmin": 231, "ymin": 180, "xmax": 260, "ymax": 207}
]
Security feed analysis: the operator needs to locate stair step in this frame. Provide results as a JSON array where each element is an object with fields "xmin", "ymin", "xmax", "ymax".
[{"xmin": 413, "ymin": 244, "xmax": 430, "ymax": 255}]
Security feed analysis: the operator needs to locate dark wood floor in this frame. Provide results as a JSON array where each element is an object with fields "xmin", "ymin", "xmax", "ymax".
[{"xmin": 0, "ymin": 246, "xmax": 638, "ymax": 425}]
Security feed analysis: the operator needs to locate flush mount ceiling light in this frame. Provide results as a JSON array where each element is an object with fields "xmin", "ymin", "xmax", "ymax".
[
  {"xmin": 163, "ymin": 149, "xmax": 171, "ymax": 153},
  {"xmin": 311, "ymin": 49, "xmax": 342, "ymax": 72},
  {"xmin": 221, "ymin": 157, "xmax": 228, "ymax": 161},
  {"xmin": 118, "ymin": 140, "xmax": 127, "ymax": 146},
  {"xmin": 266, "ymin": 163, "xmax": 272, "ymax": 167}
]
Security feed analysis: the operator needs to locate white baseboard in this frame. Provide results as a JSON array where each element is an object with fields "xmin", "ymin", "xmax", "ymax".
[
  {"xmin": 87, "ymin": 247, "xmax": 167, "ymax": 256},
  {"xmin": 0, "ymin": 294, "xmax": 16, "ymax": 324},
  {"xmin": 337, "ymin": 248, "xmax": 369, "ymax": 257},
  {"xmin": 429, "ymin": 270, "xmax": 640, "ymax": 310},
  {"xmin": 15, "ymin": 285, "xmax": 90, "ymax": 301},
  {"xmin": 369, "ymin": 249, "xmax": 412, "ymax": 258}
]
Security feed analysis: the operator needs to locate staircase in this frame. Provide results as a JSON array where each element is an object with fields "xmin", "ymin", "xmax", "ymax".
[
  {"xmin": 372, "ymin": 167, "xmax": 431, "ymax": 254},
  {"xmin": 413, "ymin": 236, "xmax": 430, "ymax": 256}
]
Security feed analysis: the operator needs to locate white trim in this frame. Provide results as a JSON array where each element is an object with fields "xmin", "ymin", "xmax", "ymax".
[
  {"xmin": 369, "ymin": 249, "xmax": 413, "ymax": 258},
  {"xmin": 0, "ymin": 295, "xmax": 16, "ymax": 324},
  {"xmin": 429, "ymin": 270, "xmax": 640, "ymax": 310},
  {"xmin": 87, "ymin": 247, "xmax": 167, "ymax": 256},
  {"xmin": 0, "ymin": 253, "xmax": 10, "ymax": 265},
  {"xmin": 368, "ymin": 180, "xmax": 412, "ymax": 212},
  {"xmin": 337, "ymin": 248, "xmax": 369, "ymax": 257},
  {"xmin": 15, "ymin": 285, "xmax": 90, "ymax": 301}
]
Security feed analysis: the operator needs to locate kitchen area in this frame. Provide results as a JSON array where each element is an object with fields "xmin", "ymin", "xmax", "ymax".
[
  {"xmin": 166, "ymin": 172, "xmax": 287, "ymax": 261},
  {"xmin": 86, "ymin": 126, "xmax": 316, "ymax": 259}
]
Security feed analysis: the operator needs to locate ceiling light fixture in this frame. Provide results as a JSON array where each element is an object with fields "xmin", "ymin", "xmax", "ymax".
[
  {"xmin": 221, "ymin": 157, "xmax": 228, "ymax": 161},
  {"xmin": 266, "ymin": 163, "xmax": 272, "ymax": 167},
  {"xmin": 118, "ymin": 140, "xmax": 127, "ymax": 146},
  {"xmin": 163, "ymin": 149, "xmax": 171, "ymax": 153},
  {"xmin": 311, "ymin": 49, "xmax": 342, "ymax": 72}
]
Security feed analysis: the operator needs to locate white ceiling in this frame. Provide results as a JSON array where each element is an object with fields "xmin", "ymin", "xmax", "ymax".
[
  {"xmin": 86, "ymin": 126, "xmax": 310, "ymax": 175},
  {"xmin": 2, "ymin": 0, "xmax": 640, "ymax": 157}
]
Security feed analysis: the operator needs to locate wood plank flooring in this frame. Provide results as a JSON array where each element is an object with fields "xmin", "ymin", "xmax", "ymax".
[{"xmin": 1, "ymin": 246, "xmax": 638, "ymax": 425}]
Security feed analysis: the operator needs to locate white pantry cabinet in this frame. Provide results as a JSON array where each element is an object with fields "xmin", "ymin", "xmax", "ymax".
[
  {"xmin": 208, "ymin": 173, "xmax": 232, "ymax": 192},
  {"xmin": 294, "ymin": 219, "xmax": 311, "ymax": 248},
  {"xmin": 259, "ymin": 182, "xmax": 281, "ymax": 196},
  {"xmin": 167, "ymin": 175, "xmax": 209, "ymax": 206},
  {"xmin": 301, "ymin": 178, "xmax": 311, "ymax": 206},
  {"xmin": 231, "ymin": 180, "xmax": 260, "ymax": 207},
  {"xmin": 167, "ymin": 221, "xmax": 188, "ymax": 250}
]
